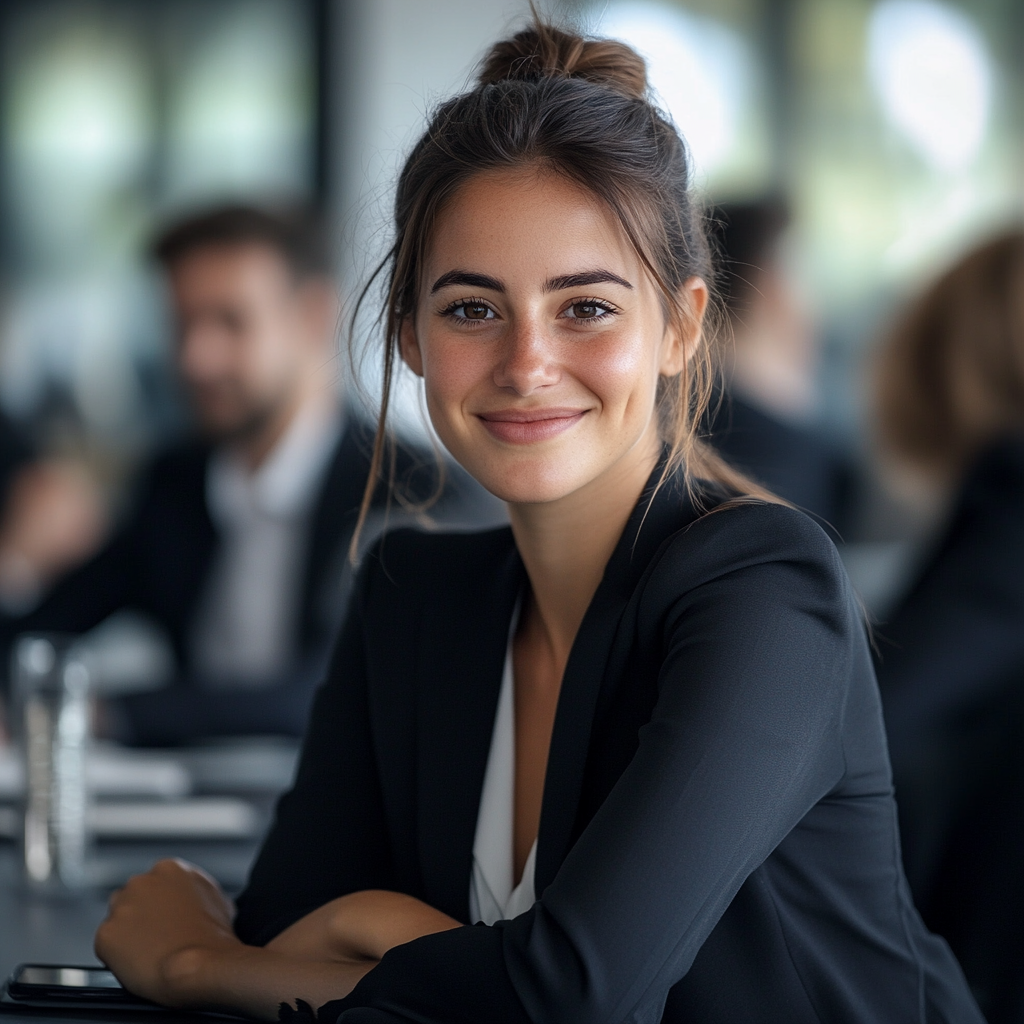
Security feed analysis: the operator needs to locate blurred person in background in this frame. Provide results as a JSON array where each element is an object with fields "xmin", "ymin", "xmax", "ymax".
[
  {"xmin": 0, "ymin": 414, "xmax": 106, "ymax": 739},
  {"xmin": 873, "ymin": 230, "xmax": 1024, "ymax": 1023},
  {"xmin": 0, "ymin": 204, "xmax": 491, "ymax": 746},
  {"xmin": 707, "ymin": 199, "xmax": 853, "ymax": 532},
  {"xmin": 0, "ymin": 453, "xmax": 106, "ymax": 616}
]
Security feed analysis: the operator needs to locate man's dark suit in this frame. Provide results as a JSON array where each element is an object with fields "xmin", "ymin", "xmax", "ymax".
[
  {"xmin": 876, "ymin": 434, "xmax": 1024, "ymax": 1023},
  {"xmin": 3, "ymin": 415, "xmax": 495, "ymax": 744},
  {"xmin": 708, "ymin": 392, "xmax": 853, "ymax": 536},
  {"xmin": 236, "ymin": 463, "xmax": 978, "ymax": 1023}
]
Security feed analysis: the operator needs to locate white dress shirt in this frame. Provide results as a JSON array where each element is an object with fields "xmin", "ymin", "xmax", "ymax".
[
  {"xmin": 469, "ymin": 611, "xmax": 538, "ymax": 925},
  {"xmin": 189, "ymin": 404, "xmax": 341, "ymax": 687}
]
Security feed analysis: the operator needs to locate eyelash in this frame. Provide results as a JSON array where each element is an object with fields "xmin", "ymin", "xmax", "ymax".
[
  {"xmin": 436, "ymin": 296, "xmax": 621, "ymax": 325},
  {"xmin": 437, "ymin": 297, "xmax": 494, "ymax": 322},
  {"xmin": 561, "ymin": 297, "xmax": 620, "ymax": 324}
]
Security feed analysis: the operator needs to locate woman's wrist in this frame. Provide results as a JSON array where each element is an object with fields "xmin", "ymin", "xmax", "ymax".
[
  {"xmin": 158, "ymin": 941, "xmax": 255, "ymax": 1010},
  {"xmin": 161, "ymin": 942, "xmax": 375, "ymax": 1021}
]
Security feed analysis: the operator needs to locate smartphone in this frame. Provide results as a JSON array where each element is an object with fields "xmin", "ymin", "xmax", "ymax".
[{"xmin": 5, "ymin": 963, "xmax": 155, "ymax": 1007}]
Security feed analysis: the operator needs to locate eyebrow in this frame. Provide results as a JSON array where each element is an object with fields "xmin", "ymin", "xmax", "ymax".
[
  {"xmin": 430, "ymin": 270, "xmax": 504, "ymax": 293},
  {"xmin": 545, "ymin": 270, "xmax": 633, "ymax": 292},
  {"xmin": 430, "ymin": 268, "xmax": 633, "ymax": 294}
]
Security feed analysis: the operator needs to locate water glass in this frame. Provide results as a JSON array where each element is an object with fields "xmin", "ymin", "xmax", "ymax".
[{"xmin": 14, "ymin": 635, "xmax": 92, "ymax": 890}]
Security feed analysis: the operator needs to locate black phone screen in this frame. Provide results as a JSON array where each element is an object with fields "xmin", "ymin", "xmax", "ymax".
[
  {"xmin": 14, "ymin": 964, "xmax": 122, "ymax": 990},
  {"xmin": 5, "ymin": 963, "xmax": 150, "ymax": 1006},
  {"xmin": 3, "ymin": 964, "xmax": 247, "ymax": 1017}
]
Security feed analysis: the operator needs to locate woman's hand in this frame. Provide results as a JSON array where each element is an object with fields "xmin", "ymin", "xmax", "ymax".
[
  {"xmin": 269, "ymin": 890, "xmax": 462, "ymax": 962},
  {"xmin": 94, "ymin": 864, "xmax": 431, "ymax": 1021},
  {"xmin": 94, "ymin": 858, "xmax": 241, "ymax": 1008}
]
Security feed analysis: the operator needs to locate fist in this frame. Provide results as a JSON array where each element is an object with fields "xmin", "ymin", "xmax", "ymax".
[{"xmin": 95, "ymin": 859, "xmax": 239, "ymax": 1007}]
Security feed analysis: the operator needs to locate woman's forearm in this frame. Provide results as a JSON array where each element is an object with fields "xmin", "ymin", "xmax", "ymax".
[
  {"xmin": 184, "ymin": 889, "xmax": 460, "ymax": 1019},
  {"xmin": 164, "ymin": 943, "xmax": 376, "ymax": 1022},
  {"xmin": 268, "ymin": 890, "xmax": 462, "ymax": 964}
]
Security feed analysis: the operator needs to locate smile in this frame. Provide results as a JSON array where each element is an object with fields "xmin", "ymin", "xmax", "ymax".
[{"xmin": 476, "ymin": 408, "xmax": 586, "ymax": 444}]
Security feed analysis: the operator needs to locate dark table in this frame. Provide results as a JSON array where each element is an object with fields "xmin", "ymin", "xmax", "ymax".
[
  {"xmin": 0, "ymin": 842, "xmax": 261, "ymax": 1024},
  {"xmin": 0, "ymin": 738, "xmax": 298, "ymax": 1022}
]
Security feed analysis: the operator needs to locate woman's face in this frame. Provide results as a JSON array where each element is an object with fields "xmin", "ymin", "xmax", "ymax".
[{"xmin": 400, "ymin": 166, "xmax": 705, "ymax": 505}]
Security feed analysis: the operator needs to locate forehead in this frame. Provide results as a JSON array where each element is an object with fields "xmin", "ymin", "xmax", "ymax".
[
  {"xmin": 169, "ymin": 243, "xmax": 293, "ymax": 296},
  {"xmin": 425, "ymin": 165, "xmax": 639, "ymax": 282}
]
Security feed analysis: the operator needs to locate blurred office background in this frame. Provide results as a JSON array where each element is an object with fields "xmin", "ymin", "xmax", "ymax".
[
  {"xmin": 0, "ymin": 0, "xmax": 1022, "ymax": 1009},
  {"xmin": 0, "ymin": 0, "xmax": 320, "ymax": 471},
  {"xmin": 0, "ymin": 0, "xmax": 1016, "ymax": 869},
  {"xmin": 0, "ymin": 0, "xmax": 1017, "ymax": 733},
  {"xmin": 0, "ymin": 0, "xmax": 1019, "ymax": 551}
]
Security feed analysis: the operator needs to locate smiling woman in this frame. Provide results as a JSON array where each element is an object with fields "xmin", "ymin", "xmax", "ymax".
[
  {"xmin": 398, "ymin": 166, "xmax": 698, "ymax": 507},
  {"xmin": 93, "ymin": 16, "xmax": 982, "ymax": 1024}
]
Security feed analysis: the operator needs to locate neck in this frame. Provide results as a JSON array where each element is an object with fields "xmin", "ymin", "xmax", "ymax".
[{"xmin": 507, "ymin": 429, "xmax": 660, "ymax": 666}]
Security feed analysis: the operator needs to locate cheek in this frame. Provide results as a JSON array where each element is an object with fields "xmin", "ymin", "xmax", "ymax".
[
  {"xmin": 255, "ymin": 324, "xmax": 299, "ymax": 380},
  {"xmin": 574, "ymin": 328, "xmax": 661, "ymax": 409},
  {"xmin": 420, "ymin": 334, "xmax": 491, "ymax": 408}
]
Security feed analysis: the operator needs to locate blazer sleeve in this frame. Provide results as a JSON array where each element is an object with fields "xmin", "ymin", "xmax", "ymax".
[
  {"xmin": 233, "ymin": 560, "xmax": 396, "ymax": 946},
  {"xmin": 315, "ymin": 507, "xmax": 857, "ymax": 1024}
]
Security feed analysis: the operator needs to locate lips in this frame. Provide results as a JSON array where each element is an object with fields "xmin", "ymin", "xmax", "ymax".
[{"xmin": 477, "ymin": 408, "xmax": 586, "ymax": 444}]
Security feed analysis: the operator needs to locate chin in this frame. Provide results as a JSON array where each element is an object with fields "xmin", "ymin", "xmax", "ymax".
[
  {"xmin": 435, "ymin": 418, "xmax": 616, "ymax": 505},
  {"xmin": 463, "ymin": 452, "xmax": 592, "ymax": 505},
  {"xmin": 199, "ymin": 416, "xmax": 240, "ymax": 438}
]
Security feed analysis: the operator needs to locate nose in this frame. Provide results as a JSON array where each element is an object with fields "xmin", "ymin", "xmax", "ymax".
[
  {"xmin": 178, "ymin": 324, "xmax": 225, "ymax": 384},
  {"xmin": 492, "ymin": 318, "xmax": 560, "ymax": 395}
]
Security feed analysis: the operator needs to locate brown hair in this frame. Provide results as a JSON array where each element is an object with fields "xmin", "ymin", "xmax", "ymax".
[
  {"xmin": 352, "ymin": 19, "xmax": 773, "ymax": 546},
  {"xmin": 152, "ymin": 203, "xmax": 333, "ymax": 281},
  {"xmin": 875, "ymin": 230, "xmax": 1024, "ymax": 481}
]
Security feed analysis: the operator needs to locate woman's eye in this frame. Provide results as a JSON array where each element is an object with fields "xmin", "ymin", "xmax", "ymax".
[
  {"xmin": 449, "ymin": 302, "xmax": 494, "ymax": 321},
  {"xmin": 563, "ymin": 300, "xmax": 614, "ymax": 321}
]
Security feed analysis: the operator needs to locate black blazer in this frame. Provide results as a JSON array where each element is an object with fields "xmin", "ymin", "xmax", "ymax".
[
  {"xmin": 235, "ymin": 468, "xmax": 979, "ymax": 1024},
  {"xmin": 876, "ymin": 434, "xmax": 1024, "ymax": 1023},
  {"xmin": 2, "ymin": 415, "xmax": 496, "ymax": 742}
]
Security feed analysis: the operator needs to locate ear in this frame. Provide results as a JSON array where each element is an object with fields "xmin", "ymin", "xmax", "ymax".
[
  {"xmin": 399, "ymin": 317, "xmax": 424, "ymax": 377},
  {"xmin": 659, "ymin": 276, "xmax": 708, "ymax": 377}
]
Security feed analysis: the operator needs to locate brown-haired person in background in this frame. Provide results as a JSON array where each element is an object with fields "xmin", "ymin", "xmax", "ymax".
[
  {"xmin": 707, "ymin": 200, "xmax": 853, "ymax": 534},
  {"xmin": 0, "ymin": 204, "xmax": 492, "ymax": 745},
  {"xmin": 91, "ymin": 21, "xmax": 980, "ymax": 1023},
  {"xmin": 873, "ymin": 230, "xmax": 1024, "ymax": 1023}
]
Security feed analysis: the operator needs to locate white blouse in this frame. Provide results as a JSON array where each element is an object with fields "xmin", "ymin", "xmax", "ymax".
[{"xmin": 468, "ymin": 624, "xmax": 538, "ymax": 926}]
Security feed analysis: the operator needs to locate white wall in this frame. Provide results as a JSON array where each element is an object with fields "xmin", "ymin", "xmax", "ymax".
[{"xmin": 335, "ymin": 0, "xmax": 532, "ymax": 282}]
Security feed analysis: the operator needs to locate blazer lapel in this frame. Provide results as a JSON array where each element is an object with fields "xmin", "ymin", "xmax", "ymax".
[
  {"xmin": 415, "ymin": 531, "xmax": 525, "ymax": 921},
  {"xmin": 535, "ymin": 468, "xmax": 704, "ymax": 893}
]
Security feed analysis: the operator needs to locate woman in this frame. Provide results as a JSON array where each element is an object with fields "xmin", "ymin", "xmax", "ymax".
[
  {"xmin": 873, "ymin": 231, "xmax": 1024, "ymax": 1023},
  {"xmin": 95, "ymin": 22, "xmax": 980, "ymax": 1024}
]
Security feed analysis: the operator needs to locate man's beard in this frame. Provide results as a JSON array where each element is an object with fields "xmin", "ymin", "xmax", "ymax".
[{"xmin": 196, "ymin": 387, "xmax": 289, "ymax": 448}]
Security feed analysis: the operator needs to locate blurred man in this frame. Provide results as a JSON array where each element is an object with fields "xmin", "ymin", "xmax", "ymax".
[
  {"xmin": 3, "ymin": 205, "xmax": 491, "ymax": 744},
  {"xmin": 708, "ymin": 199, "xmax": 853, "ymax": 533}
]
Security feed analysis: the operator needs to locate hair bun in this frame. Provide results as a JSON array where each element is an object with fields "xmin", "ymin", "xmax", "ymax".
[{"xmin": 477, "ymin": 24, "xmax": 647, "ymax": 100}]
